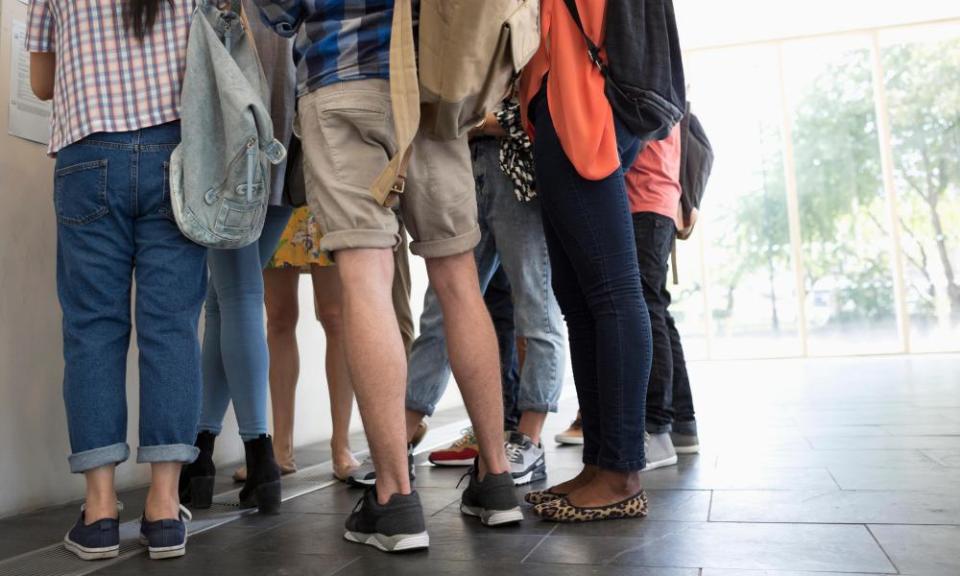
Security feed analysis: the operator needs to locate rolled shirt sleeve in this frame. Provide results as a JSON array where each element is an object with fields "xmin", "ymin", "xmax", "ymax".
[{"xmin": 25, "ymin": 0, "xmax": 56, "ymax": 52}]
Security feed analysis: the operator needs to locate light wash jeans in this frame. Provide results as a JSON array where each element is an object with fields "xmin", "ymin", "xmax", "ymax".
[
  {"xmin": 56, "ymin": 123, "xmax": 208, "ymax": 473},
  {"xmin": 198, "ymin": 205, "xmax": 293, "ymax": 440},
  {"xmin": 406, "ymin": 138, "xmax": 566, "ymax": 416}
]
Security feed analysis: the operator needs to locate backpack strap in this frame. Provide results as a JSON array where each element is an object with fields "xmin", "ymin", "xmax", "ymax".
[
  {"xmin": 369, "ymin": 0, "xmax": 420, "ymax": 207},
  {"xmin": 560, "ymin": 0, "xmax": 607, "ymax": 75}
]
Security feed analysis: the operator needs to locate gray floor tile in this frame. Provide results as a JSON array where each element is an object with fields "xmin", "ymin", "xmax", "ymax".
[
  {"xmin": 95, "ymin": 549, "xmax": 355, "ymax": 576},
  {"xmin": 702, "ymin": 570, "xmax": 894, "ymax": 576},
  {"xmin": 828, "ymin": 466, "xmax": 960, "ymax": 491},
  {"xmin": 715, "ymin": 449, "xmax": 936, "ymax": 469},
  {"xmin": 531, "ymin": 521, "xmax": 896, "ymax": 573},
  {"xmin": 335, "ymin": 557, "xmax": 697, "ymax": 576},
  {"xmin": 637, "ymin": 465, "xmax": 839, "ymax": 491},
  {"xmin": 809, "ymin": 436, "xmax": 960, "ymax": 450},
  {"xmin": 922, "ymin": 449, "xmax": 960, "ymax": 467},
  {"xmin": 869, "ymin": 524, "xmax": 960, "ymax": 576},
  {"xmin": 710, "ymin": 489, "xmax": 960, "ymax": 524}
]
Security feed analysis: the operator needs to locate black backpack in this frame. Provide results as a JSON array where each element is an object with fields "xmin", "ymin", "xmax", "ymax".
[
  {"xmin": 677, "ymin": 104, "xmax": 714, "ymax": 240},
  {"xmin": 561, "ymin": 0, "xmax": 686, "ymax": 141}
]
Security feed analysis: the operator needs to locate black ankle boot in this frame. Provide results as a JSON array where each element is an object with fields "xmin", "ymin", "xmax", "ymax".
[
  {"xmin": 179, "ymin": 431, "xmax": 217, "ymax": 509},
  {"xmin": 239, "ymin": 435, "xmax": 282, "ymax": 515}
]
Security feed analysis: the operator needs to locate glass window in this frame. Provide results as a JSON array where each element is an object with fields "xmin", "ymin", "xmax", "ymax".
[
  {"xmin": 880, "ymin": 23, "xmax": 960, "ymax": 352},
  {"xmin": 685, "ymin": 46, "xmax": 802, "ymax": 359},
  {"xmin": 782, "ymin": 35, "xmax": 901, "ymax": 355}
]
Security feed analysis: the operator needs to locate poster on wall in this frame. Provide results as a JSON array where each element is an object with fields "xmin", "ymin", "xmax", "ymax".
[{"xmin": 7, "ymin": 19, "xmax": 50, "ymax": 145}]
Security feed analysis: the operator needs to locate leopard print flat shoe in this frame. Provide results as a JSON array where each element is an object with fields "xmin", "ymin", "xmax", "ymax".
[
  {"xmin": 524, "ymin": 489, "xmax": 565, "ymax": 506},
  {"xmin": 536, "ymin": 490, "xmax": 649, "ymax": 523}
]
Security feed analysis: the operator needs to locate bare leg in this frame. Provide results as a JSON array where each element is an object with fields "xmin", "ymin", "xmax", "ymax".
[
  {"xmin": 145, "ymin": 463, "xmax": 182, "ymax": 521},
  {"xmin": 311, "ymin": 264, "xmax": 360, "ymax": 477},
  {"xmin": 264, "ymin": 267, "xmax": 302, "ymax": 471},
  {"xmin": 83, "ymin": 466, "xmax": 119, "ymax": 523},
  {"xmin": 337, "ymin": 248, "xmax": 410, "ymax": 503},
  {"xmin": 426, "ymin": 252, "xmax": 508, "ymax": 478},
  {"xmin": 548, "ymin": 464, "xmax": 599, "ymax": 495},
  {"xmin": 405, "ymin": 409, "xmax": 426, "ymax": 443},
  {"xmin": 517, "ymin": 411, "xmax": 548, "ymax": 446}
]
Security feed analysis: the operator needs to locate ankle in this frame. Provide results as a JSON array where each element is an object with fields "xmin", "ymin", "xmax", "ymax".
[
  {"xmin": 144, "ymin": 492, "xmax": 180, "ymax": 521},
  {"xmin": 596, "ymin": 469, "xmax": 643, "ymax": 493},
  {"xmin": 83, "ymin": 497, "xmax": 119, "ymax": 523}
]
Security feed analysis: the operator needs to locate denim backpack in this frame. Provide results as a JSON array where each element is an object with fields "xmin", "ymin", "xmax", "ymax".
[{"xmin": 170, "ymin": 0, "xmax": 286, "ymax": 249}]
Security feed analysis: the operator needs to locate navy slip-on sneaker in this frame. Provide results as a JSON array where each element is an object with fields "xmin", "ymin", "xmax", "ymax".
[
  {"xmin": 63, "ymin": 505, "xmax": 121, "ymax": 561},
  {"xmin": 139, "ymin": 505, "xmax": 191, "ymax": 560}
]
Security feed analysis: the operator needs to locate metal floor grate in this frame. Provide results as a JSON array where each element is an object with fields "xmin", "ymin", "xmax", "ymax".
[{"xmin": 0, "ymin": 417, "xmax": 470, "ymax": 576}]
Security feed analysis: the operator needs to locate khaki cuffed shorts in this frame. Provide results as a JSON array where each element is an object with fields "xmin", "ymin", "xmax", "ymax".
[{"xmin": 297, "ymin": 79, "xmax": 480, "ymax": 259}]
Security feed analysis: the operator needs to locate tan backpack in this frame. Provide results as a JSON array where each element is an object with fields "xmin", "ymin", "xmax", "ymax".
[{"xmin": 370, "ymin": 0, "xmax": 540, "ymax": 207}]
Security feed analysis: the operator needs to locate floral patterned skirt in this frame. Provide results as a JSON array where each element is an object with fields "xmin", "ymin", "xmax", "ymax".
[{"xmin": 266, "ymin": 206, "xmax": 334, "ymax": 269}]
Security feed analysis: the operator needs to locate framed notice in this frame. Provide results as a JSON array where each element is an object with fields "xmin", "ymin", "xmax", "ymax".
[{"xmin": 8, "ymin": 19, "xmax": 51, "ymax": 145}]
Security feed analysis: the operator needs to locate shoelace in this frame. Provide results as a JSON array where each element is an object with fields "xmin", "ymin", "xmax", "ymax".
[
  {"xmin": 505, "ymin": 441, "xmax": 524, "ymax": 464},
  {"xmin": 451, "ymin": 428, "xmax": 477, "ymax": 449}
]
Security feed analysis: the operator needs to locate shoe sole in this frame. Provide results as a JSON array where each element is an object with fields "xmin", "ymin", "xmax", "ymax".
[
  {"xmin": 428, "ymin": 457, "xmax": 475, "ymax": 467},
  {"xmin": 642, "ymin": 454, "xmax": 679, "ymax": 472},
  {"xmin": 346, "ymin": 476, "xmax": 376, "ymax": 488},
  {"xmin": 674, "ymin": 445, "xmax": 700, "ymax": 455},
  {"xmin": 138, "ymin": 535, "xmax": 187, "ymax": 560},
  {"xmin": 343, "ymin": 530, "xmax": 430, "ymax": 552},
  {"xmin": 512, "ymin": 463, "xmax": 548, "ymax": 486},
  {"xmin": 460, "ymin": 504, "xmax": 524, "ymax": 526},
  {"xmin": 63, "ymin": 538, "xmax": 119, "ymax": 561},
  {"xmin": 554, "ymin": 435, "xmax": 584, "ymax": 445}
]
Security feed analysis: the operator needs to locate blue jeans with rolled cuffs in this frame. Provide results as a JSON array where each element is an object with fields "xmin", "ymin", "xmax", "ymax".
[
  {"xmin": 56, "ymin": 122, "xmax": 208, "ymax": 473},
  {"xmin": 198, "ymin": 205, "xmax": 292, "ymax": 440},
  {"xmin": 406, "ymin": 138, "xmax": 566, "ymax": 418}
]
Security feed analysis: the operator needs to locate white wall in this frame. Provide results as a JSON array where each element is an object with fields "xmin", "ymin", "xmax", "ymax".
[{"xmin": 0, "ymin": 0, "xmax": 456, "ymax": 518}]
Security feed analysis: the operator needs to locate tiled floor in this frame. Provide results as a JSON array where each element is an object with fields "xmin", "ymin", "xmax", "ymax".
[{"xmin": 3, "ymin": 355, "xmax": 960, "ymax": 576}]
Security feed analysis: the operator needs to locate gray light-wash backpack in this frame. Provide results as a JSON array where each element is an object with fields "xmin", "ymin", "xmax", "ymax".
[{"xmin": 170, "ymin": 0, "xmax": 286, "ymax": 249}]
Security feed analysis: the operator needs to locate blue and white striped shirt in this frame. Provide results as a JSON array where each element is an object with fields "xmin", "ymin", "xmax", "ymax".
[{"xmin": 255, "ymin": 0, "xmax": 408, "ymax": 95}]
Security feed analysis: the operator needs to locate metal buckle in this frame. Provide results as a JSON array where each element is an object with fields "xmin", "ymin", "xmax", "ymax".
[{"xmin": 390, "ymin": 177, "xmax": 406, "ymax": 196}]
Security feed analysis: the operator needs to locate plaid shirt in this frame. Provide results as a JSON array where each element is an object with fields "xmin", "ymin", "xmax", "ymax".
[
  {"xmin": 254, "ymin": 0, "xmax": 409, "ymax": 95},
  {"xmin": 25, "ymin": 0, "xmax": 193, "ymax": 154}
]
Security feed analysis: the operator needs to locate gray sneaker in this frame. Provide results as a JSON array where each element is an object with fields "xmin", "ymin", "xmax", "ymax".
[
  {"xmin": 346, "ymin": 446, "xmax": 416, "ymax": 488},
  {"xmin": 344, "ymin": 489, "xmax": 429, "ymax": 552},
  {"xmin": 505, "ymin": 432, "xmax": 547, "ymax": 486},
  {"xmin": 642, "ymin": 432, "xmax": 678, "ymax": 472},
  {"xmin": 460, "ymin": 467, "xmax": 523, "ymax": 526},
  {"xmin": 670, "ymin": 432, "xmax": 700, "ymax": 454}
]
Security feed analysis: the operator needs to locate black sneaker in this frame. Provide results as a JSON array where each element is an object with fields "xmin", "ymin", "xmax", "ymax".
[
  {"xmin": 139, "ymin": 505, "xmax": 191, "ymax": 560},
  {"xmin": 460, "ymin": 464, "xmax": 523, "ymax": 526},
  {"xmin": 505, "ymin": 431, "xmax": 547, "ymax": 486},
  {"xmin": 344, "ymin": 489, "xmax": 429, "ymax": 553},
  {"xmin": 63, "ymin": 505, "xmax": 121, "ymax": 561}
]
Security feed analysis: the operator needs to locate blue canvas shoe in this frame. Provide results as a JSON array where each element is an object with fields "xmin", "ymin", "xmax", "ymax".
[
  {"xmin": 64, "ymin": 503, "xmax": 122, "ymax": 561},
  {"xmin": 139, "ymin": 505, "xmax": 191, "ymax": 560}
]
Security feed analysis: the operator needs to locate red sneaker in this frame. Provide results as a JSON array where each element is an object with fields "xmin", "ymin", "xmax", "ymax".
[{"xmin": 428, "ymin": 428, "xmax": 479, "ymax": 467}]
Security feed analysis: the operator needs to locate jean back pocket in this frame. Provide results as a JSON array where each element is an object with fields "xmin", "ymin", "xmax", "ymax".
[{"xmin": 54, "ymin": 159, "xmax": 109, "ymax": 225}]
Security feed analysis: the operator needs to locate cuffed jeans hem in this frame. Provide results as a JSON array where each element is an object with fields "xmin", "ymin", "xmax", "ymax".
[
  {"xmin": 69, "ymin": 443, "xmax": 130, "ymax": 474},
  {"xmin": 411, "ymin": 226, "xmax": 481, "ymax": 260},
  {"xmin": 516, "ymin": 401, "xmax": 560, "ymax": 414},
  {"xmin": 319, "ymin": 229, "xmax": 401, "ymax": 257},
  {"xmin": 197, "ymin": 424, "xmax": 223, "ymax": 436},
  {"xmin": 239, "ymin": 430, "xmax": 268, "ymax": 442},
  {"xmin": 137, "ymin": 444, "xmax": 200, "ymax": 465},
  {"xmin": 646, "ymin": 422, "xmax": 672, "ymax": 434},
  {"xmin": 674, "ymin": 420, "xmax": 698, "ymax": 436},
  {"xmin": 405, "ymin": 399, "xmax": 436, "ymax": 418}
]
